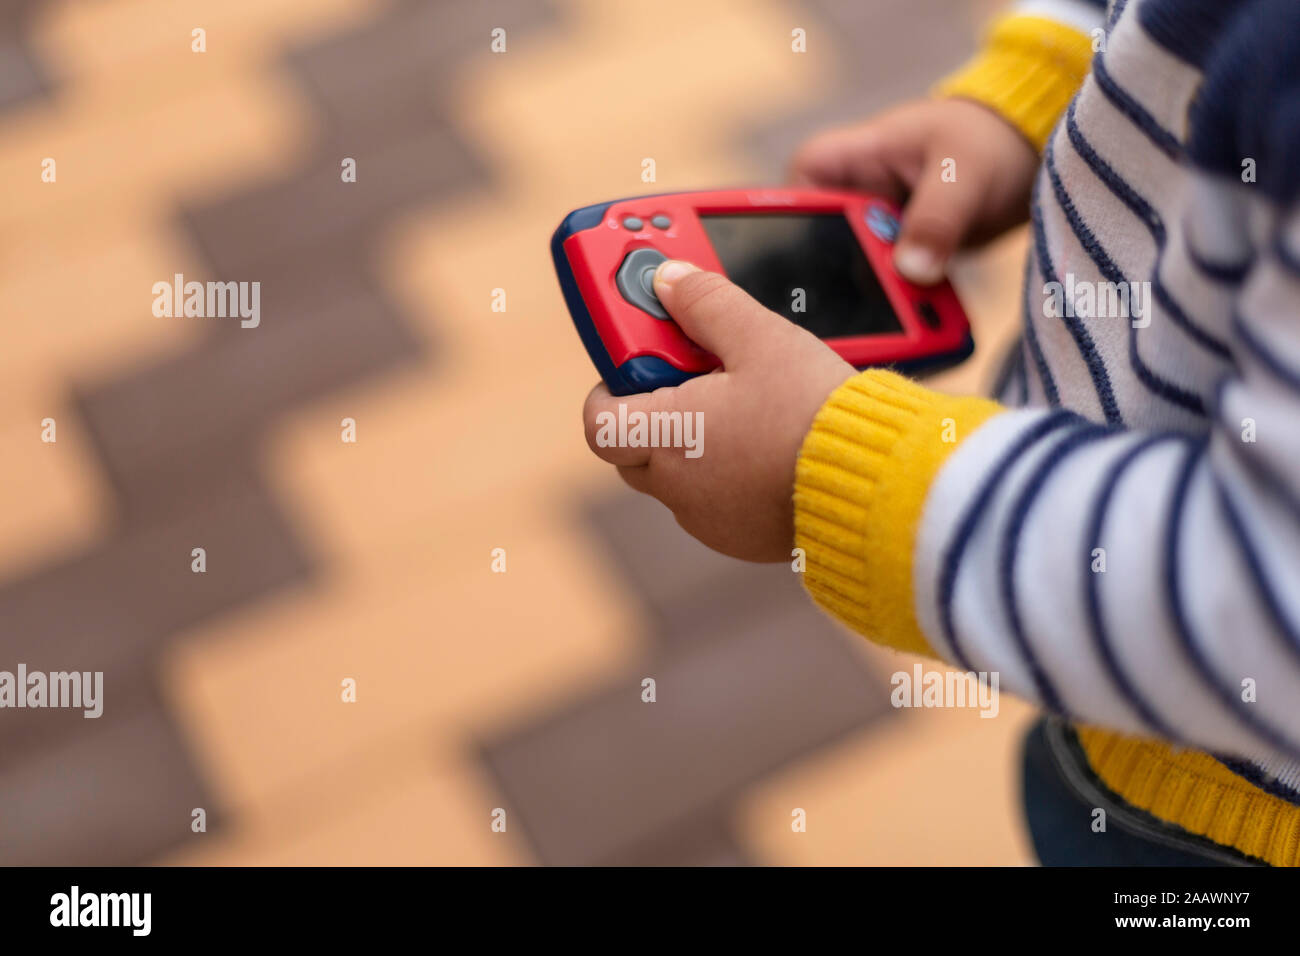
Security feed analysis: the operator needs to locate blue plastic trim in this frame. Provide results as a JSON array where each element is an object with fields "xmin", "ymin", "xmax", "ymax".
[{"xmin": 552, "ymin": 195, "xmax": 975, "ymax": 394}]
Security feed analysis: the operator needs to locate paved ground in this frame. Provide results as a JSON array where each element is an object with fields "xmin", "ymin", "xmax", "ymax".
[{"xmin": 0, "ymin": 0, "xmax": 1037, "ymax": 865}]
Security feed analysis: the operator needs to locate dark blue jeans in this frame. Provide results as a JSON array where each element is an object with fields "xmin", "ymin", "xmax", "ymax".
[{"xmin": 1021, "ymin": 718, "xmax": 1257, "ymax": 866}]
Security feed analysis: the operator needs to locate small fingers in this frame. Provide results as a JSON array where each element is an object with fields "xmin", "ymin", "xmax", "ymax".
[
  {"xmin": 893, "ymin": 148, "xmax": 988, "ymax": 285},
  {"xmin": 583, "ymin": 382, "xmax": 655, "ymax": 467}
]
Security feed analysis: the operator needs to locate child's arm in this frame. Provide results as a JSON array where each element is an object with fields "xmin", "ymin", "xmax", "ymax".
[
  {"xmin": 794, "ymin": 219, "xmax": 1300, "ymax": 768},
  {"xmin": 790, "ymin": 0, "xmax": 1103, "ymax": 285},
  {"xmin": 937, "ymin": 0, "xmax": 1108, "ymax": 151},
  {"xmin": 585, "ymin": 234, "xmax": 1300, "ymax": 768}
]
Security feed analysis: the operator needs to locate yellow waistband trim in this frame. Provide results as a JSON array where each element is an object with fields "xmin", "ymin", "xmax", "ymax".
[{"xmin": 1078, "ymin": 727, "xmax": 1300, "ymax": 867}]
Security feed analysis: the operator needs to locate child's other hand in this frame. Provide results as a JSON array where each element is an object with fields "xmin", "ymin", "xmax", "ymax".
[
  {"xmin": 583, "ymin": 261, "xmax": 855, "ymax": 563},
  {"xmin": 789, "ymin": 98, "xmax": 1038, "ymax": 284}
]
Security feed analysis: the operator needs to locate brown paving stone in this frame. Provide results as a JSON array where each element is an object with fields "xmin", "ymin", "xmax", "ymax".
[
  {"xmin": 179, "ymin": 121, "xmax": 483, "ymax": 276},
  {"xmin": 0, "ymin": 687, "xmax": 216, "ymax": 866},
  {"xmin": 158, "ymin": 755, "xmax": 531, "ymax": 866},
  {"xmin": 0, "ymin": 0, "xmax": 1008, "ymax": 867},
  {"xmin": 0, "ymin": 35, "xmax": 43, "ymax": 111},
  {"xmin": 0, "ymin": 0, "xmax": 50, "ymax": 113},
  {"xmin": 743, "ymin": 0, "xmax": 982, "ymax": 178},
  {"xmin": 737, "ymin": 683, "xmax": 1038, "ymax": 866},
  {"xmin": 285, "ymin": 0, "xmax": 560, "ymax": 131},
  {"xmin": 482, "ymin": 492, "xmax": 892, "ymax": 866},
  {"xmin": 0, "ymin": 0, "xmax": 562, "ymax": 865},
  {"xmin": 597, "ymin": 812, "xmax": 752, "ymax": 867},
  {"xmin": 581, "ymin": 490, "xmax": 817, "ymax": 650},
  {"xmin": 0, "ymin": 470, "xmax": 311, "ymax": 757},
  {"xmin": 73, "ymin": 271, "xmax": 423, "ymax": 513},
  {"xmin": 0, "ymin": 389, "xmax": 106, "ymax": 582}
]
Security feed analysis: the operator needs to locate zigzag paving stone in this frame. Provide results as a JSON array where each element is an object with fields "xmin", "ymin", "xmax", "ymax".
[
  {"xmin": 159, "ymin": 755, "xmax": 531, "ymax": 866},
  {"xmin": 0, "ymin": 0, "xmax": 50, "ymax": 113},
  {"xmin": 26, "ymin": 0, "xmax": 375, "ymax": 109},
  {"xmin": 0, "ymin": 73, "xmax": 306, "ymax": 238},
  {"xmin": 738, "ymin": 690, "xmax": 1039, "ymax": 865},
  {"xmin": 0, "ymin": 0, "xmax": 568, "ymax": 862},
  {"xmin": 161, "ymin": 502, "xmax": 635, "ymax": 821},
  {"xmin": 743, "ymin": 0, "xmax": 982, "ymax": 177},
  {"xmin": 597, "ymin": 813, "xmax": 752, "ymax": 868},
  {"xmin": 482, "ymin": 524, "xmax": 892, "ymax": 865},
  {"xmin": 0, "ymin": 0, "xmax": 1021, "ymax": 866},
  {"xmin": 0, "ymin": 471, "xmax": 310, "ymax": 759},
  {"xmin": 74, "ymin": 269, "xmax": 423, "ymax": 512},
  {"xmin": 0, "ymin": 390, "xmax": 106, "ymax": 581},
  {"xmin": 0, "ymin": 687, "xmax": 215, "ymax": 866},
  {"xmin": 0, "ymin": 224, "xmax": 203, "ymax": 394},
  {"xmin": 179, "ymin": 120, "xmax": 483, "ymax": 275},
  {"xmin": 581, "ymin": 489, "xmax": 825, "ymax": 650},
  {"xmin": 285, "ymin": 0, "xmax": 558, "ymax": 132}
]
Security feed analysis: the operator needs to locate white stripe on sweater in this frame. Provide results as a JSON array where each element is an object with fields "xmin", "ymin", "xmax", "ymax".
[{"xmin": 918, "ymin": 0, "xmax": 1300, "ymax": 789}]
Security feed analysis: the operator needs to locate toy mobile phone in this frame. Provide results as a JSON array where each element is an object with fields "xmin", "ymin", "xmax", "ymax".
[{"xmin": 551, "ymin": 188, "xmax": 973, "ymax": 395}]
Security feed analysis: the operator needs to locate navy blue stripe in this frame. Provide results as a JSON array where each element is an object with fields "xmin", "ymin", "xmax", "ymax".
[
  {"xmin": 1091, "ymin": 53, "xmax": 1183, "ymax": 162},
  {"xmin": 1107, "ymin": 0, "xmax": 1129, "ymax": 32},
  {"xmin": 1211, "ymin": 755, "xmax": 1300, "ymax": 806},
  {"xmin": 1021, "ymin": 252, "xmax": 1060, "ymax": 406},
  {"xmin": 1212, "ymin": 378, "xmax": 1300, "ymax": 523},
  {"xmin": 992, "ymin": 336, "xmax": 1027, "ymax": 406},
  {"xmin": 939, "ymin": 412, "xmax": 1082, "ymax": 672},
  {"xmin": 1165, "ymin": 442, "xmax": 1300, "ymax": 758},
  {"xmin": 999, "ymin": 425, "xmax": 1114, "ymax": 712},
  {"xmin": 1138, "ymin": 0, "xmax": 1252, "ymax": 67},
  {"xmin": 1043, "ymin": 137, "xmax": 1207, "ymax": 415},
  {"xmin": 1016, "ymin": 345, "xmax": 1030, "ymax": 405},
  {"xmin": 1186, "ymin": 239, "xmax": 1251, "ymax": 285},
  {"xmin": 1030, "ymin": 177, "xmax": 1123, "ymax": 424},
  {"xmin": 1274, "ymin": 235, "xmax": 1300, "ymax": 277},
  {"xmin": 1151, "ymin": 274, "xmax": 1233, "ymax": 362},
  {"xmin": 1063, "ymin": 101, "xmax": 1232, "ymax": 359},
  {"xmin": 1185, "ymin": 0, "xmax": 1300, "ymax": 203},
  {"xmin": 1231, "ymin": 311, "xmax": 1300, "ymax": 392},
  {"xmin": 1212, "ymin": 475, "xmax": 1300, "ymax": 669},
  {"xmin": 1084, "ymin": 433, "xmax": 1187, "ymax": 741},
  {"xmin": 1065, "ymin": 100, "xmax": 1165, "ymax": 240}
]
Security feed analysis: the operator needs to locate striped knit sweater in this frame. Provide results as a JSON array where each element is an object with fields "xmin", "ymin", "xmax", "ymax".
[{"xmin": 795, "ymin": 0, "xmax": 1300, "ymax": 865}]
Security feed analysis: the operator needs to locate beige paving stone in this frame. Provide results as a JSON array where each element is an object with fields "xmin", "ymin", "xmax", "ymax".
[
  {"xmin": 30, "ymin": 0, "xmax": 379, "ymax": 81},
  {"xmin": 0, "ymin": 387, "xmax": 106, "ymax": 580},
  {"xmin": 736, "ymin": 646, "xmax": 1039, "ymax": 866},
  {"xmin": 454, "ymin": 0, "xmax": 833, "ymax": 195},
  {"xmin": 0, "ymin": 222, "xmax": 202, "ymax": 392},
  {"xmin": 161, "ymin": 498, "xmax": 637, "ymax": 821},
  {"xmin": 159, "ymin": 749, "xmax": 530, "ymax": 866},
  {"xmin": 934, "ymin": 228, "xmax": 1032, "ymax": 396},
  {"xmin": 0, "ymin": 74, "xmax": 310, "ymax": 236},
  {"xmin": 0, "ymin": 0, "xmax": 1039, "ymax": 867}
]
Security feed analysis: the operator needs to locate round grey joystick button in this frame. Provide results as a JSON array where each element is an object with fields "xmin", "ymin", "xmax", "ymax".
[{"xmin": 615, "ymin": 248, "xmax": 669, "ymax": 319}]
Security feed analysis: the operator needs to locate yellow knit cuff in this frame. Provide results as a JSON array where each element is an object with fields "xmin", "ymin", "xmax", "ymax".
[
  {"xmin": 793, "ymin": 370, "xmax": 1003, "ymax": 657},
  {"xmin": 1077, "ymin": 728, "xmax": 1300, "ymax": 867},
  {"xmin": 935, "ymin": 14, "xmax": 1096, "ymax": 152}
]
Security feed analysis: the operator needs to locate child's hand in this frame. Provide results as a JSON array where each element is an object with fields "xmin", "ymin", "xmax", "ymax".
[
  {"xmin": 789, "ymin": 98, "xmax": 1038, "ymax": 284},
  {"xmin": 583, "ymin": 261, "xmax": 855, "ymax": 562}
]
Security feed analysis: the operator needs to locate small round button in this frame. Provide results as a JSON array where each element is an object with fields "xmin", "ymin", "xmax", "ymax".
[
  {"xmin": 622, "ymin": 216, "xmax": 644, "ymax": 231},
  {"xmin": 865, "ymin": 206, "xmax": 900, "ymax": 242},
  {"xmin": 651, "ymin": 215, "xmax": 671, "ymax": 229},
  {"xmin": 638, "ymin": 266, "xmax": 658, "ymax": 296}
]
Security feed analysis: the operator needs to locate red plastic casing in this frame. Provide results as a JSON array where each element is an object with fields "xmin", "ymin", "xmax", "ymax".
[{"xmin": 560, "ymin": 188, "xmax": 971, "ymax": 375}]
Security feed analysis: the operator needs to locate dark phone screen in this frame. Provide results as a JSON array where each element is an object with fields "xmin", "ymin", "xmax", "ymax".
[{"xmin": 700, "ymin": 213, "xmax": 902, "ymax": 338}]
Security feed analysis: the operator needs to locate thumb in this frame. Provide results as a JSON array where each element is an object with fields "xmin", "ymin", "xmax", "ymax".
[
  {"xmin": 893, "ymin": 150, "xmax": 984, "ymax": 285},
  {"xmin": 651, "ymin": 261, "xmax": 788, "ymax": 368}
]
